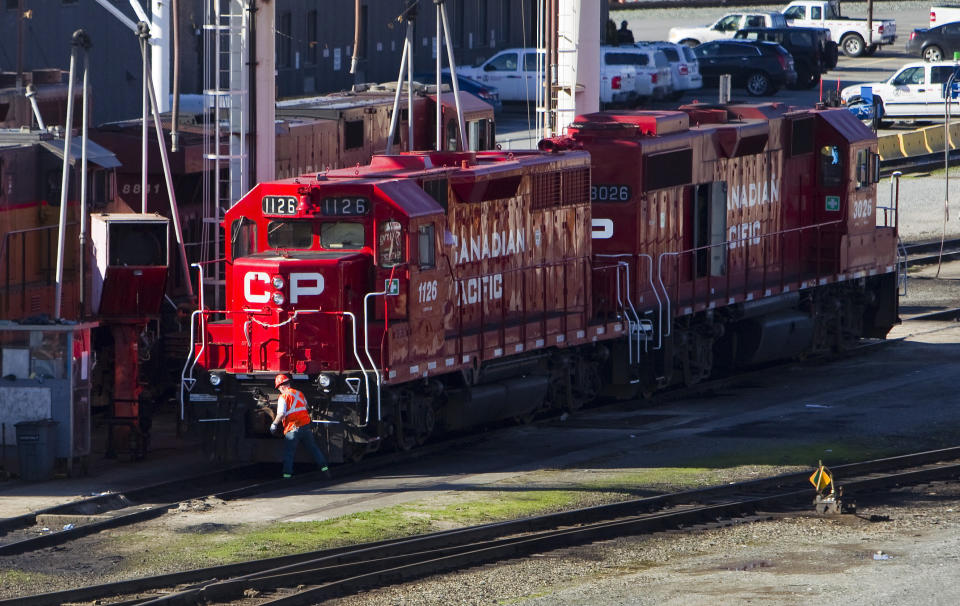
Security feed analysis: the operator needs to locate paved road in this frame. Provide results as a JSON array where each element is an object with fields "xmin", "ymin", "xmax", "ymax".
[{"xmin": 496, "ymin": 0, "xmax": 935, "ymax": 143}]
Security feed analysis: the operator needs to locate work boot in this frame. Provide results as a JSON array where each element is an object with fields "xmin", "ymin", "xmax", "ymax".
[
  {"xmin": 282, "ymin": 473, "xmax": 292, "ymax": 479},
  {"xmin": 321, "ymin": 466, "xmax": 331, "ymax": 480}
]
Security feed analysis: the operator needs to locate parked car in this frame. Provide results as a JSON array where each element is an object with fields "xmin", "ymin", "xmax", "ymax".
[
  {"xmin": 694, "ymin": 40, "xmax": 796, "ymax": 97},
  {"xmin": 598, "ymin": 48, "xmax": 640, "ymax": 106},
  {"xmin": 637, "ymin": 41, "xmax": 703, "ymax": 98},
  {"xmin": 781, "ymin": 0, "xmax": 896, "ymax": 57},
  {"xmin": 668, "ymin": 11, "xmax": 788, "ymax": 47},
  {"xmin": 413, "ymin": 72, "xmax": 502, "ymax": 113},
  {"xmin": 930, "ymin": 5, "xmax": 960, "ymax": 27},
  {"xmin": 734, "ymin": 26, "xmax": 837, "ymax": 89},
  {"xmin": 458, "ymin": 48, "xmax": 539, "ymax": 102},
  {"xmin": 458, "ymin": 46, "xmax": 659, "ymax": 107},
  {"xmin": 840, "ymin": 61, "xmax": 960, "ymax": 122},
  {"xmin": 603, "ymin": 46, "xmax": 673, "ymax": 102},
  {"xmin": 906, "ymin": 22, "xmax": 960, "ymax": 62}
]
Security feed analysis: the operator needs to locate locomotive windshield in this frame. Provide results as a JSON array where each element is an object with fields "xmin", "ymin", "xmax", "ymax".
[
  {"xmin": 267, "ymin": 220, "xmax": 313, "ymax": 249},
  {"xmin": 265, "ymin": 220, "xmax": 367, "ymax": 250},
  {"xmin": 320, "ymin": 222, "xmax": 365, "ymax": 249}
]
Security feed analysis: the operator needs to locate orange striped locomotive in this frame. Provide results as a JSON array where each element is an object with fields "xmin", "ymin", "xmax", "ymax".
[{"xmin": 182, "ymin": 102, "xmax": 900, "ymax": 463}]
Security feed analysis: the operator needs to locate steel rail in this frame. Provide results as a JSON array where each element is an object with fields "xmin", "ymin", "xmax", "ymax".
[
  {"xmin": 0, "ymin": 431, "xmax": 486, "ymax": 559},
  {"xmin": 2, "ymin": 291, "xmax": 948, "ymax": 559},
  {"xmin": 11, "ymin": 446, "xmax": 960, "ymax": 606}
]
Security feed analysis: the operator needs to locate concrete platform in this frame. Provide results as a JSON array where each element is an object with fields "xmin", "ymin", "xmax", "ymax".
[{"xmin": 0, "ymin": 410, "xmax": 215, "ymax": 519}]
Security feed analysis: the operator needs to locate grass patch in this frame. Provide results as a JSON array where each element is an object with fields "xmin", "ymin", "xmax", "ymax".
[
  {"xmin": 579, "ymin": 467, "xmax": 731, "ymax": 493},
  {"xmin": 415, "ymin": 489, "xmax": 583, "ymax": 525},
  {"xmin": 117, "ymin": 489, "xmax": 594, "ymax": 570}
]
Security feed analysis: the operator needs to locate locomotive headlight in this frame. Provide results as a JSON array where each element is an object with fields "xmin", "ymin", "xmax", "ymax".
[
  {"xmin": 271, "ymin": 275, "xmax": 285, "ymax": 289},
  {"xmin": 272, "ymin": 291, "xmax": 285, "ymax": 305},
  {"xmin": 317, "ymin": 373, "xmax": 332, "ymax": 388},
  {"xmin": 209, "ymin": 372, "xmax": 222, "ymax": 386}
]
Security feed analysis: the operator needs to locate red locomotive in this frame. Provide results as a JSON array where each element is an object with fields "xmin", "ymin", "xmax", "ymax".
[{"xmin": 182, "ymin": 102, "xmax": 900, "ymax": 463}]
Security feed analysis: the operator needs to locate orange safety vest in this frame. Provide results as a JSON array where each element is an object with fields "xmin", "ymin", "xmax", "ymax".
[{"xmin": 278, "ymin": 388, "xmax": 311, "ymax": 434}]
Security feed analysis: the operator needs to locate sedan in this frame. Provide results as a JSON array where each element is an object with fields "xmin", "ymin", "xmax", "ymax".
[
  {"xmin": 414, "ymin": 72, "xmax": 502, "ymax": 113},
  {"xmin": 906, "ymin": 22, "xmax": 960, "ymax": 62},
  {"xmin": 693, "ymin": 40, "xmax": 796, "ymax": 96}
]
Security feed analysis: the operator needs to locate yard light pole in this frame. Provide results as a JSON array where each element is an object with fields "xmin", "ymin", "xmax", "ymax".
[{"xmin": 938, "ymin": 59, "xmax": 960, "ymax": 277}]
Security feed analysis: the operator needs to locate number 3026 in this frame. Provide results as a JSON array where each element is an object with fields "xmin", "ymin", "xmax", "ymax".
[{"xmin": 590, "ymin": 184, "xmax": 631, "ymax": 202}]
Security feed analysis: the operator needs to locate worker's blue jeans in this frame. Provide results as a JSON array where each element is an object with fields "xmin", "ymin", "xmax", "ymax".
[{"xmin": 283, "ymin": 424, "xmax": 328, "ymax": 475}]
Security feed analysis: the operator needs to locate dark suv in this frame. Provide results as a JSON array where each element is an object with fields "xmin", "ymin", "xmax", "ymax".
[
  {"xmin": 734, "ymin": 27, "xmax": 838, "ymax": 89},
  {"xmin": 693, "ymin": 40, "xmax": 797, "ymax": 96}
]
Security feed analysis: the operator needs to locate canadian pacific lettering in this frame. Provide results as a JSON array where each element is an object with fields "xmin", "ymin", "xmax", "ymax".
[
  {"xmin": 451, "ymin": 229, "xmax": 526, "ymax": 265},
  {"xmin": 727, "ymin": 175, "xmax": 780, "ymax": 211},
  {"xmin": 447, "ymin": 228, "xmax": 526, "ymax": 307}
]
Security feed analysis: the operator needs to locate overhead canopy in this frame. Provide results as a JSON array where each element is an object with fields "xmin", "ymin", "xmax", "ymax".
[{"xmin": 40, "ymin": 138, "xmax": 121, "ymax": 169}]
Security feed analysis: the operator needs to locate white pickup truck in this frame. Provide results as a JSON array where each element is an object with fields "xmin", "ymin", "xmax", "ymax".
[
  {"xmin": 930, "ymin": 5, "xmax": 960, "ymax": 27},
  {"xmin": 668, "ymin": 12, "xmax": 788, "ymax": 47},
  {"xmin": 782, "ymin": 0, "xmax": 896, "ymax": 57}
]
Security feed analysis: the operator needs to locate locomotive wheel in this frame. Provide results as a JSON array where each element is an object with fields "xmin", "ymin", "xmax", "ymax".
[
  {"xmin": 392, "ymin": 391, "xmax": 436, "ymax": 451},
  {"xmin": 570, "ymin": 359, "xmax": 602, "ymax": 410},
  {"xmin": 513, "ymin": 411, "xmax": 537, "ymax": 425}
]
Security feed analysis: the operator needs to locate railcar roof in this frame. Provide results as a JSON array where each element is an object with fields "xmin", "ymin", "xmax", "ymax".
[{"xmin": 817, "ymin": 106, "xmax": 875, "ymax": 143}]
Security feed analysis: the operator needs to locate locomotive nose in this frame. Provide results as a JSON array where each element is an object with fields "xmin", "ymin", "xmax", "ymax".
[{"xmin": 231, "ymin": 253, "xmax": 369, "ymax": 374}]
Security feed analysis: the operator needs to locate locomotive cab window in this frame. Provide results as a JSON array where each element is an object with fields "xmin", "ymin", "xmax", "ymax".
[
  {"xmin": 855, "ymin": 149, "xmax": 869, "ymax": 189},
  {"xmin": 268, "ymin": 220, "xmax": 312, "ymax": 249},
  {"xmin": 819, "ymin": 145, "xmax": 843, "ymax": 188},
  {"xmin": 418, "ymin": 224, "xmax": 436, "ymax": 269},
  {"xmin": 231, "ymin": 218, "xmax": 258, "ymax": 259},
  {"xmin": 320, "ymin": 222, "xmax": 365, "ymax": 249},
  {"xmin": 378, "ymin": 220, "xmax": 403, "ymax": 268},
  {"xmin": 422, "ymin": 178, "xmax": 448, "ymax": 211}
]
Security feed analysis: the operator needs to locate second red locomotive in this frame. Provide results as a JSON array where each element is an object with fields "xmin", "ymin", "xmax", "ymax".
[{"xmin": 182, "ymin": 102, "xmax": 899, "ymax": 463}]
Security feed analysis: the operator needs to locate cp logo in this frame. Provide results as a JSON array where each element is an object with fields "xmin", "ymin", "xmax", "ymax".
[{"xmin": 243, "ymin": 271, "xmax": 325, "ymax": 304}]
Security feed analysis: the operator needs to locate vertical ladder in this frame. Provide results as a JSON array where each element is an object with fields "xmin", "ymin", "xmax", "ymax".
[
  {"xmin": 554, "ymin": 0, "xmax": 580, "ymax": 136},
  {"xmin": 202, "ymin": 0, "xmax": 249, "ymax": 309}
]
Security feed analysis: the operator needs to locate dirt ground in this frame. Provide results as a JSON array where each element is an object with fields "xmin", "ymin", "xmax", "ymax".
[{"xmin": 329, "ymin": 484, "xmax": 960, "ymax": 606}]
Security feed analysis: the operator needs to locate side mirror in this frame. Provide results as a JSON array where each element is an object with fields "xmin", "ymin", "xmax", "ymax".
[{"xmin": 483, "ymin": 63, "xmax": 496, "ymax": 71}]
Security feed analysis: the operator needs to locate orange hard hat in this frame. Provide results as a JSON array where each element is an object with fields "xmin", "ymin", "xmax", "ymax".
[{"xmin": 274, "ymin": 374, "xmax": 291, "ymax": 389}]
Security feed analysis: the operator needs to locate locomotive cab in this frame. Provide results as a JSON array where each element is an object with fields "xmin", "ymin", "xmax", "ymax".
[{"xmin": 185, "ymin": 160, "xmax": 451, "ymax": 461}]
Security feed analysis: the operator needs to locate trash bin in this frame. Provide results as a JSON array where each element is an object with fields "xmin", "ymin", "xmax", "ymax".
[{"xmin": 15, "ymin": 420, "xmax": 58, "ymax": 481}]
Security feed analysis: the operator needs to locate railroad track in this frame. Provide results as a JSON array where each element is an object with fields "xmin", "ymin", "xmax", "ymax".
[
  {"xmin": 9, "ymin": 446, "xmax": 960, "ymax": 606},
  {"xmin": 0, "ymin": 434, "xmax": 487, "ymax": 558},
  {"xmin": 1, "ymin": 290, "xmax": 950, "ymax": 560},
  {"xmin": 902, "ymin": 237, "xmax": 960, "ymax": 267}
]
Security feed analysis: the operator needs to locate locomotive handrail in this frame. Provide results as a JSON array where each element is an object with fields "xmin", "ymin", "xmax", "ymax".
[
  {"xmin": 338, "ymin": 310, "xmax": 374, "ymax": 427},
  {"xmin": 595, "ymin": 254, "xmax": 652, "ymax": 362},
  {"xmin": 179, "ymin": 304, "xmax": 374, "ymax": 425},
  {"xmin": 655, "ymin": 219, "xmax": 847, "ymax": 328},
  {"xmin": 437, "ymin": 254, "xmax": 591, "ymax": 365},
  {"xmin": 363, "ymin": 286, "xmax": 390, "ymax": 424}
]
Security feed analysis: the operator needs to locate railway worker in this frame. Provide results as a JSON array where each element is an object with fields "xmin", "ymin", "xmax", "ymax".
[
  {"xmin": 617, "ymin": 20, "xmax": 634, "ymax": 45},
  {"xmin": 271, "ymin": 374, "xmax": 331, "ymax": 479}
]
